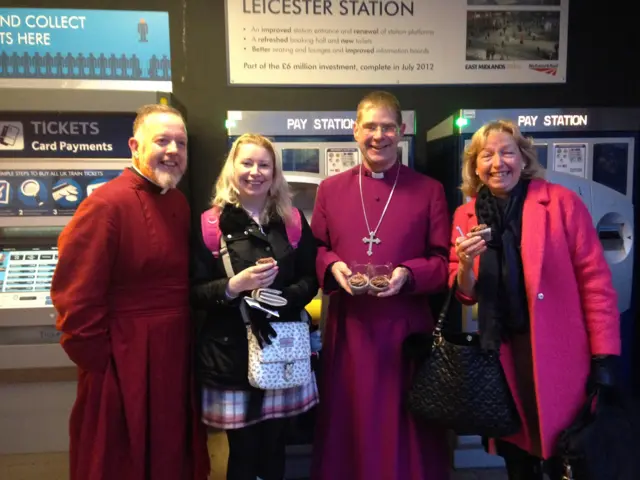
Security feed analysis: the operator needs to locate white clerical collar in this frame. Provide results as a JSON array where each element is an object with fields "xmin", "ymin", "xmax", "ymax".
[
  {"xmin": 131, "ymin": 164, "xmax": 168, "ymax": 194},
  {"xmin": 362, "ymin": 161, "xmax": 398, "ymax": 179}
]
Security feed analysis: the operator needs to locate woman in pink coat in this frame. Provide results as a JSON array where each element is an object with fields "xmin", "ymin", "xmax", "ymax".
[{"xmin": 449, "ymin": 119, "xmax": 620, "ymax": 480}]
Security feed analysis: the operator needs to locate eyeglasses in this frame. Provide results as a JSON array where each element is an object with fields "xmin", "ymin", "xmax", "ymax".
[{"xmin": 359, "ymin": 123, "xmax": 399, "ymax": 135}]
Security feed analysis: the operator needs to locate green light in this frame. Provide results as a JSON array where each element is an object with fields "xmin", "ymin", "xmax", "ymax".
[
  {"xmin": 455, "ymin": 117, "xmax": 469, "ymax": 128},
  {"xmin": 225, "ymin": 119, "xmax": 237, "ymax": 129}
]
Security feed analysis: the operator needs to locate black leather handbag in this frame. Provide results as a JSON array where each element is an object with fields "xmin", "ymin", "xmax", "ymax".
[
  {"xmin": 406, "ymin": 282, "xmax": 521, "ymax": 438},
  {"xmin": 555, "ymin": 387, "xmax": 640, "ymax": 480}
]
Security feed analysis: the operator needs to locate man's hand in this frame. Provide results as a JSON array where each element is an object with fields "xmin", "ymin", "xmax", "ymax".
[
  {"xmin": 372, "ymin": 266, "xmax": 410, "ymax": 298},
  {"xmin": 330, "ymin": 261, "xmax": 353, "ymax": 295}
]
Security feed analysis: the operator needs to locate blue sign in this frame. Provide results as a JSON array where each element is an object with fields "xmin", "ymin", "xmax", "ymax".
[
  {"xmin": 0, "ymin": 169, "xmax": 123, "ymax": 217},
  {"xmin": 0, "ymin": 112, "xmax": 135, "ymax": 158},
  {"xmin": 0, "ymin": 9, "xmax": 171, "ymax": 82}
]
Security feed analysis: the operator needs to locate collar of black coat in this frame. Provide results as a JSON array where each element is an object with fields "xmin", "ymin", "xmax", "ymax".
[{"xmin": 219, "ymin": 203, "xmax": 281, "ymax": 234}]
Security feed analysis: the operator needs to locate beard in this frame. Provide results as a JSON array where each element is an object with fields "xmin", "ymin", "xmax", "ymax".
[{"xmin": 153, "ymin": 168, "xmax": 183, "ymax": 189}]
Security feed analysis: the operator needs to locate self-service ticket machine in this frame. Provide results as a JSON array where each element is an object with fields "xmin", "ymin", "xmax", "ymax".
[
  {"xmin": 225, "ymin": 110, "xmax": 417, "ymax": 476},
  {"xmin": 426, "ymin": 107, "xmax": 640, "ymax": 469},
  {"xmin": 226, "ymin": 110, "xmax": 416, "ymax": 220},
  {"xmin": 0, "ymin": 89, "xmax": 178, "ymax": 455}
]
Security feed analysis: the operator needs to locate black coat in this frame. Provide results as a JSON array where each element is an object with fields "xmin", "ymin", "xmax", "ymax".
[{"xmin": 190, "ymin": 204, "xmax": 319, "ymax": 390}]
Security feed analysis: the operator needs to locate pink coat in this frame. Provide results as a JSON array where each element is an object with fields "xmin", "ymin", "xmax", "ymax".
[{"xmin": 448, "ymin": 178, "xmax": 620, "ymax": 459}]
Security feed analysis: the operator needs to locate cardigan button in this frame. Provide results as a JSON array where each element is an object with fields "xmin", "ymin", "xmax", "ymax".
[{"xmin": 537, "ymin": 293, "xmax": 544, "ymax": 300}]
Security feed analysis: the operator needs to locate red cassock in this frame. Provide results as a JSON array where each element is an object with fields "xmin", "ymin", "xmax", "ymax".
[
  {"xmin": 310, "ymin": 163, "xmax": 452, "ymax": 480},
  {"xmin": 51, "ymin": 168, "xmax": 209, "ymax": 480}
]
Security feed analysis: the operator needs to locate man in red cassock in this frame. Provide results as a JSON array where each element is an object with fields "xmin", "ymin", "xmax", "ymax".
[
  {"xmin": 51, "ymin": 104, "xmax": 210, "ymax": 480},
  {"xmin": 310, "ymin": 91, "xmax": 451, "ymax": 480}
]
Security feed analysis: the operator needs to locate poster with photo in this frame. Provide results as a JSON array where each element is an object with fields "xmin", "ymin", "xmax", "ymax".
[{"xmin": 225, "ymin": 0, "xmax": 569, "ymax": 85}]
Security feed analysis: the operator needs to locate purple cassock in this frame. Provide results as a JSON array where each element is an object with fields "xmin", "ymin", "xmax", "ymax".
[{"xmin": 310, "ymin": 162, "xmax": 452, "ymax": 480}]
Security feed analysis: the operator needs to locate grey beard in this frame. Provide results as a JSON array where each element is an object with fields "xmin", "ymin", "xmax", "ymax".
[{"xmin": 154, "ymin": 169, "xmax": 182, "ymax": 189}]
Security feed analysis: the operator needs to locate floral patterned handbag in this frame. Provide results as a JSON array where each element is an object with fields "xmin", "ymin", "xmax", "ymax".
[{"xmin": 243, "ymin": 303, "xmax": 312, "ymax": 390}]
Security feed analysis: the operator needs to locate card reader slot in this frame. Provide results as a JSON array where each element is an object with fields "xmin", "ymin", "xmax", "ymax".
[{"xmin": 597, "ymin": 223, "xmax": 624, "ymax": 251}]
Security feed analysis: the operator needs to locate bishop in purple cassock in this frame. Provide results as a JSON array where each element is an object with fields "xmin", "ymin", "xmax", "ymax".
[{"xmin": 310, "ymin": 92, "xmax": 452, "ymax": 480}]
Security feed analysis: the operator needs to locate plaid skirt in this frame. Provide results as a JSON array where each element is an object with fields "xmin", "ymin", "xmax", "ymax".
[{"xmin": 201, "ymin": 375, "xmax": 319, "ymax": 430}]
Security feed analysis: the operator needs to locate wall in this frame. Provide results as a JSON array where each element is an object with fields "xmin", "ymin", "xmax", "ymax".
[{"xmin": 2, "ymin": 0, "xmax": 637, "ymax": 217}]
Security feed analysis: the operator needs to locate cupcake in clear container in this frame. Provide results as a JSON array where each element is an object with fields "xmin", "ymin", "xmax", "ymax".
[
  {"xmin": 347, "ymin": 263, "xmax": 370, "ymax": 294},
  {"xmin": 369, "ymin": 263, "xmax": 392, "ymax": 293}
]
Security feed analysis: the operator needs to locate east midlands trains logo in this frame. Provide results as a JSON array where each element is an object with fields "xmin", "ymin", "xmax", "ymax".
[{"xmin": 529, "ymin": 63, "xmax": 558, "ymax": 76}]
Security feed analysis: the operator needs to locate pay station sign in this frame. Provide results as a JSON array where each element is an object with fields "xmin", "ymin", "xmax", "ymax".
[{"xmin": 0, "ymin": 112, "xmax": 135, "ymax": 158}]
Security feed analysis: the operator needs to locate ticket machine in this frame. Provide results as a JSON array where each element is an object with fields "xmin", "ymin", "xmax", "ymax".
[
  {"xmin": 426, "ymin": 107, "xmax": 640, "ymax": 468},
  {"xmin": 226, "ymin": 110, "xmax": 416, "ymax": 221},
  {"xmin": 0, "ymin": 89, "xmax": 179, "ymax": 455}
]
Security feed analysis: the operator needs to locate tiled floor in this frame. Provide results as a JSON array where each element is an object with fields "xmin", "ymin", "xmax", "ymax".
[
  {"xmin": 452, "ymin": 468, "xmax": 508, "ymax": 480},
  {"xmin": 0, "ymin": 431, "xmax": 511, "ymax": 480},
  {"xmin": 0, "ymin": 451, "xmax": 510, "ymax": 480},
  {"xmin": 0, "ymin": 453, "xmax": 508, "ymax": 480}
]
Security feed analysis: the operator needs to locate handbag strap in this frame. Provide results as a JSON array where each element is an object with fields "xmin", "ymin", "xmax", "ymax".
[
  {"xmin": 432, "ymin": 281, "xmax": 457, "ymax": 346},
  {"xmin": 220, "ymin": 236, "xmax": 235, "ymax": 279},
  {"xmin": 219, "ymin": 237, "xmax": 254, "ymax": 326}
]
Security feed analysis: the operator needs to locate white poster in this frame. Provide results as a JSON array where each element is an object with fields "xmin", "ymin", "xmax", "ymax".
[
  {"xmin": 553, "ymin": 143, "xmax": 586, "ymax": 178},
  {"xmin": 225, "ymin": 0, "xmax": 569, "ymax": 86}
]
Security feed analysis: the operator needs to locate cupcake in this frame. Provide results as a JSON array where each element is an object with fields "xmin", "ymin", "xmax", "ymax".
[
  {"xmin": 469, "ymin": 224, "xmax": 492, "ymax": 241},
  {"xmin": 369, "ymin": 275, "xmax": 390, "ymax": 292},
  {"xmin": 470, "ymin": 223, "xmax": 488, "ymax": 233},
  {"xmin": 348, "ymin": 272, "xmax": 369, "ymax": 294},
  {"xmin": 256, "ymin": 257, "xmax": 275, "ymax": 265}
]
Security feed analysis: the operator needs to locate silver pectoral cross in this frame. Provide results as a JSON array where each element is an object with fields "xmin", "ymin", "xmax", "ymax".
[{"xmin": 363, "ymin": 231, "xmax": 381, "ymax": 256}]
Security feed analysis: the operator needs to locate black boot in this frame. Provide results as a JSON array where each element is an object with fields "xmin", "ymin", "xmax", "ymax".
[
  {"xmin": 505, "ymin": 454, "xmax": 544, "ymax": 480},
  {"xmin": 499, "ymin": 441, "xmax": 544, "ymax": 480},
  {"xmin": 543, "ymin": 457, "xmax": 570, "ymax": 480}
]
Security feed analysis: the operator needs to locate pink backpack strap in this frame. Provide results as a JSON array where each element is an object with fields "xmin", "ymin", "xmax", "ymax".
[
  {"xmin": 201, "ymin": 207, "xmax": 223, "ymax": 257},
  {"xmin": 285, "ymin": 208, "xmax": 302, "ymax": 248}
]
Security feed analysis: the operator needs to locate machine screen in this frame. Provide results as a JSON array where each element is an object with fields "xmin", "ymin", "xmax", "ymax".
[
  {"xmin": 534, "ymin": 144, "xmax": 548, "ymax": 169},
  {"xmin": 281, "ymin": 148, "xmax": 320, "ymax": 174},
  {"xmin": 592, "ymin": 143, "xmax": 628, "ymax": 196},
  {"xmin": 0, "ymin": 246, "xmax": 57, "ymax": 309}
]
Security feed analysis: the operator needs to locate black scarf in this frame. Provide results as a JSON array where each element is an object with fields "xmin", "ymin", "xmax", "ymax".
[{"xmin": 475, "ymin": 179, "xmax": 530, "ymax": 351}]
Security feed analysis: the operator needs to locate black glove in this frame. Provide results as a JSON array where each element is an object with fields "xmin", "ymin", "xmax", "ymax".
[
  {"xmin": 586, "ymin": 355, "xmax": 617, "ymax": 394},
  {"xmin": 246, "ymin": 307, "xmax": 277, "ymax": 349}
]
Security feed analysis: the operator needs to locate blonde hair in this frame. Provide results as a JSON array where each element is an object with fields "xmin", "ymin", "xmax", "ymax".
[
  {"xmin": 461, "ymin": 119, "xmax": 545, "ymax": 197},
  {"xmin": 212, "ymin": 133, "xmax": 293, "ymax": 223},
  {"xmin": 356, "ymin": 91, "xmax": 402, "ymax": 126}
]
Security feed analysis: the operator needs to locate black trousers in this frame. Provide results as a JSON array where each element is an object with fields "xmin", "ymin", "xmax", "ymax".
[
  {"xmin": 226, "ymin": 417, "xmax": 288, "ymax": 480},
  {"xmin": 497, "ymin": 440, "xmax": 566, "ymax": 480}
]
